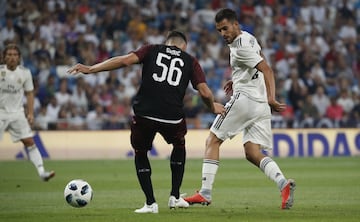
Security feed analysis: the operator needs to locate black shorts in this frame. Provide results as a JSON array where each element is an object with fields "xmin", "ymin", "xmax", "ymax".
[{"xmin": 130, "ymin": 115, "xmax": 187, "ymax": 151}]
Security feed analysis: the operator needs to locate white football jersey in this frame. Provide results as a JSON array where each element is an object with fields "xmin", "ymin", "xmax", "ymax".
[
  {"xmin": 0, "ymin": 65, "xmax": 34, "ymax": 113},
  {"xmin": 228, "ymin": 31, "xmax": 267, "ymax": 103}
]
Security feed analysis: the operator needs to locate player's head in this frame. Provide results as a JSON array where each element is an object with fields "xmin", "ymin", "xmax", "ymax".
[
  {"xmin": 215, "ymin": 8, "xmax": 241, "ymax": 44},
  {"xmin": 165, "ymin": 30, "xmax": 187, "ymax": 50},
  {"xmin": 3, "ymin": 43, "xmax": 21, "ymax": 69}
]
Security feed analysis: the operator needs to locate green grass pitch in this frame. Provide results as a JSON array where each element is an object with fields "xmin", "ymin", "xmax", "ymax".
[{"xmin": 0, "ymin": 157, "xmax": 359, "ymax": 222}]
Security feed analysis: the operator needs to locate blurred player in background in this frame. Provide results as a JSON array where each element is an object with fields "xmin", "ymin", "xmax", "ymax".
[
  {"xmin": 0, "ymin": 43, "xmax": 55, "ymax": 181},
  {"xmin": 68, "ymin": 30, "xmax": 225, "ymax": 213},
  {"xmin": 184, "ymin": 8, "xmax": 296, "ymax": 209}
]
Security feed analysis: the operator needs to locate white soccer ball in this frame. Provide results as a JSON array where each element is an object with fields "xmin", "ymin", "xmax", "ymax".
[{"xmin": 64, "ymin": 179, "xmax": 93, "ymax": 208}]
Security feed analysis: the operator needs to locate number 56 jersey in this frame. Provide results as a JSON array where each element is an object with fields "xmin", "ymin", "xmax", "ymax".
[{"xmin": 132, "ymin": 44, "xmax": 206, "ymax": 121}]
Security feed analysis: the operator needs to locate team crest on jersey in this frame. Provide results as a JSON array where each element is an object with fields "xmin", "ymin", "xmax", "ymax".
[
  {"xmin": 1, "ymin": 71, "xmax": 5, "ymax": 81},
  {"xmin": 249, "ymin": 38, "xmax": 255, "ymax": 47}
]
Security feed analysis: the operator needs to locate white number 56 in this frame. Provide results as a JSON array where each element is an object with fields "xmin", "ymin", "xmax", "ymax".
[{"xmin": 153, "ymin": 52, "xmax": 184, "ymax": 86}]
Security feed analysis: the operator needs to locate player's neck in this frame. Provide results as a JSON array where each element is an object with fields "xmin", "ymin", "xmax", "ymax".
[
  {"xmin": 6, "ymin": 64, "xmax": 17, "ymax": 71},
  {"xmin": 166, "ymin": 41, "xmax": 186, "ymax": 51}
]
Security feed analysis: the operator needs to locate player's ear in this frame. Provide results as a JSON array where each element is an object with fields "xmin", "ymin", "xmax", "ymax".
[{"xmin": 180, "ymin": 43, "xmax": 187, "ymax": 51}]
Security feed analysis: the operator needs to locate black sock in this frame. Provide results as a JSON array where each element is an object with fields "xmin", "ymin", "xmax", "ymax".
[
  {"xmin": 134, "ymin": 150, "xmax": 155, "ymax": 205},
  {"xmin": 170, "ymin": 145, "xmax": 186, "ymax": 199}
]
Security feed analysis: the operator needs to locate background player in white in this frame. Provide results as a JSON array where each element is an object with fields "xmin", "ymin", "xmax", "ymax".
[
  {"xmin": 0, "ymin": 44, "xmax": 55, "ymax": 181},
  {"xmin": 184, "ymin": 8, "xmax": 296, "ymax": 209}
]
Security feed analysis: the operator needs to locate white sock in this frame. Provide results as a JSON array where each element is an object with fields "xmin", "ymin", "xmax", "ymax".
[
  {"xmin": 200, "ymin": 159, "xmax": 219, "ymax": 199},
  {"xmin": 26, "ymin": 145, "xmax": 45, "ymax": 176},
  {"xmin": 259, "ymin": 157, "xmax": 287, "ymax": 190}
]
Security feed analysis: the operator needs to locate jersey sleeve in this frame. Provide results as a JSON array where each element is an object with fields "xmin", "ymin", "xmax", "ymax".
[
  {"xmin": 190, "ymin": 59, "xmax": 206, "ymax": 89},
  {"xmin": 133, "ymin": 44, "xmax": 155, "ymax": 63},
  {"xmin": 233, "ymin": 46, "xmax": 263, "ymax": 68}
]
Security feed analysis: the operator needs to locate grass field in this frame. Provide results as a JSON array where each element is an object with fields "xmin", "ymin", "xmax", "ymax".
[{"xmin": 0, "ymin": 157, "xmax": 359, "ymax": 222}]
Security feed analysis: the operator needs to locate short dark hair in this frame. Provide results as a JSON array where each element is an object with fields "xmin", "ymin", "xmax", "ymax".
[
  {"xmin": 215, "ymin": 8, "xmax": 238, "ymax": 23},
  {"xmin": 166, "ymin": 30, "xmax": 187, "ymax": 44},
  {"xmin": 3, "ymin": 43, "xmax": 21, "ymax": 58}
]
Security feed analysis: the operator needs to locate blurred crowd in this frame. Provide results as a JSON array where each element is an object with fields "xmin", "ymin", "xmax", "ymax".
[{"xmin": 0, "ymin": 0, "xmax": 359, "ymax": 130}]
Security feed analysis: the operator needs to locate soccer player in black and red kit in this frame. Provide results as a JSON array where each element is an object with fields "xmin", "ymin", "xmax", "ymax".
[{"xmin": 68, "ymin": 31, "xmax": 225, "ymax": 213}]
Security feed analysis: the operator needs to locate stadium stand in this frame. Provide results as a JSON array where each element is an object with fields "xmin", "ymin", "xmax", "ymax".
[{"xmin": 1, "ymin": 0, "xmax": 359, "ymax": 130}]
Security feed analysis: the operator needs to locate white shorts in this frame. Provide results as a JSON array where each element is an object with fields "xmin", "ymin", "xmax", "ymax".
[
  {"xmin": 0, "ymin": 111, "xmax": 33, "ymax": 142},
  {"xmin": 210, "ymin": 93, "xmax": 273, "ymax": 149}
]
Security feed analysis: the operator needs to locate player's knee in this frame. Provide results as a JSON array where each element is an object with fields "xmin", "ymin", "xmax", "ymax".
[
  {"xmin": 244, "ymin": 152, "xmax": 253, "ymax": 162},
  {"xmin": 134, "ymin": 149, "xmax": 147, "ymax": 156},
  {"xmin": 131, "ymin": 140, "xmax": 151, "ymax": 153},
  {"xmin": 171, "ymin": 144, "xmax": 186, "ymax": 163},
  {"xmin": 173, "ymin": 138, "xmax": 185, "ymax": 150},
  {"xmin": 206, "ymin": 133, "xmax": 221, "ymax": 148},
  {"xmin": 21, "ymin": 138, "xmax": 34, "ymax": 148},
  {"xmin": 244, "ymin": 144, "xmax": 263, "ymax": 166}
]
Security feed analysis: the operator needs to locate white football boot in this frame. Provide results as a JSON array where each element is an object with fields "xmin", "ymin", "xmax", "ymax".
[
  {"xmin": 168, "ymin": 196, "xmax": 189, "ymax": 209},
  {"xmin": 134, "ymin": 202, "xmax": 159, "ymax": 213},
  {"xmin": 41, "ymin": 170, "xmax": 55, "ymax": 182}
]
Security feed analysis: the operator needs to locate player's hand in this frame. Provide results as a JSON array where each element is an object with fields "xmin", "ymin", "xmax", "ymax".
[
  {"xmin": 67, "ymin": 63, "xmax": 91, "ymax": 75},
  {"xmin": 223, "ymin": 80, "xmax": 233, "ymax": 96},
  {"xmin": 26, "ymin": 114, "xmax": 34, "ymax": 126},
  {"xmin": 268, "ymin": 100, "xmax": 286, "ymax": 112},
  {"xmin": 213, "ymin": 102, "xmax": 226, "ymax": 116}
]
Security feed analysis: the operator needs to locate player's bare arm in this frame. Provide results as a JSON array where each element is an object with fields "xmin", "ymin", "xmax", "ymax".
[
  {"xmin": 255, "ymin": 59, "xmax": 286, "ymax": 112},
  {"xmin": 197, "ymin": 83, "xmax": 225, "ymax": 115},
  {"xmin": 68, "ymin": 53, "xmax": 140, "ymax": 75},
  {"xmin": 25, "ymin": 90, "xmax": 34, "ymax": 125}
]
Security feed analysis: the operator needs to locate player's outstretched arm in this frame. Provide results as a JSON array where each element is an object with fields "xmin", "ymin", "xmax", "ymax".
[
  {"xmin": 67, "ymin": 63, "xmax": 91, "ymax": 74},
  {"xmin": 67, "ymin": 53, "xmax": 139, "ymax": 75}
]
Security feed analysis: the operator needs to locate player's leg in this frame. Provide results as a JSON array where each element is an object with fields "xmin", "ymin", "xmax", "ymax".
[
  {"xmin": 0, "ymin": 116, "xmax": 9, "ymax": 142},
  {"xmin": 169, "ymin": 144, "xmax": 186, "ymax": 199},
  {"xmin": 243, "ymin": 119, "xmax": 295, "ymax": 209},
  {"xmin": 244, "ymin": 141, "xmax": 288, "ymax": 189},
  {"xmin": 131, "ymin": 116, "xmax": 158, "ymax": 213},
  {"xmin": 168, "ymin": 141, "xmax": 189, "ymax": 209},
  {"xmin": 9, "ymin": 112, "xmax": 54, "ymax": 181},
  {"xmin": 184, "ymin": 132, "xmax": 223, "ymax": 205},
  {"xmin": 185, "ymin": 94, "xmax": 244, "ymax": 205},
  {"xmin": 133, "ymin": 150, "xmax": 157, "ymax": 207},
  {"xmin": 21, "ymin": 137, "xmax": 55, "ymax": 181},
  {"xmin": 160, "ymin": 119, "xmax": 189, "ymax": 208}
]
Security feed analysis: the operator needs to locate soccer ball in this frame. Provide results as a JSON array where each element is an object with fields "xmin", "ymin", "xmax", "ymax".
[{"xmin": 64, "ymin": 179, "xmax": 93, "ymax": 208}]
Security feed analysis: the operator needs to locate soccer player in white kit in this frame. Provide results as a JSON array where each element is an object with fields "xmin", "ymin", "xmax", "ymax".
[
  {"xmin": 0, "ymin": 44, "xmax": 55, "ymax": 181},
  {"xmin": 184, "ymin": 8, "xmax": 296, "ymax": 209}
]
